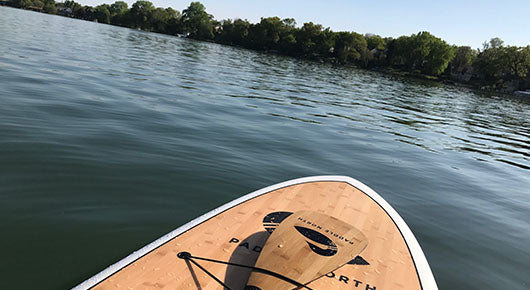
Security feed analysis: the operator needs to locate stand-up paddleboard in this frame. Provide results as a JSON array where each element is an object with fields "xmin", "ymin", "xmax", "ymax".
[{"xmin": 74, "ymin": 176, "xmax": 438, "ymax": 290}]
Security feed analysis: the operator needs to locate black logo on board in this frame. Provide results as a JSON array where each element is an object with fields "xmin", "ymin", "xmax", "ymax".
[
  {"xmin": 262, "ymin": 211, "xmax": 293, "ymax": 234},
  {"xmin": 294, "ymin": 226, "xmax": 338, "ymax": 256},
  {"xmin": 262, "ymin": 211, "xmax": 369, "ymax": 265}
]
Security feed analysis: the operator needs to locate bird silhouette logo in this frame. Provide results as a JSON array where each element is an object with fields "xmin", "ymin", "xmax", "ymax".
[{"xmin": 294, "ymin": 225, "xmax": 338, "ymax": 256}]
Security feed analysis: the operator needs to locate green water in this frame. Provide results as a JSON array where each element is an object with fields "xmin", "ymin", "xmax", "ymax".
[{"xmin": 0, "ymin": 7, "xmax": 529, "ymax": 289}]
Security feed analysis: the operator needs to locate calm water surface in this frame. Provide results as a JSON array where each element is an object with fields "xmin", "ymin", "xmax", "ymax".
[{"xmin": 1, "ymin": 7, "xmax": 529, "ymax": 290}]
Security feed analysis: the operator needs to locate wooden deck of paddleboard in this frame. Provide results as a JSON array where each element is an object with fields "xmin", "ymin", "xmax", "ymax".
[{"xmin": 82, "ymin": 178, "xmax": 432, "ymax": 290}]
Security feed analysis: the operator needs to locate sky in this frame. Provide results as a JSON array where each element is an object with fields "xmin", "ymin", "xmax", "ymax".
[{"xmin": 77, "ymin": 0, "xmax": 530, "ymax": 49}]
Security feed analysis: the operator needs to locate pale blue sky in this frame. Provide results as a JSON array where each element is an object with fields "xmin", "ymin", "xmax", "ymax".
[{"xmin": 78, "ymin": 0, "xmax": 530, "ymax": 49}]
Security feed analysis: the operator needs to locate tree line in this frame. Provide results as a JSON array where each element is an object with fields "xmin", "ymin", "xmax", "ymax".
[{"xmin": 5, "ymin": 0, "xmax": 530, "ymax": 93}]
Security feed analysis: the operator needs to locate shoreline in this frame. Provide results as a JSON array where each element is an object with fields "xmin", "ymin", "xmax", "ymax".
[{"xmin": 2, "ymin": 4, "xmax": 529, "ymax": 97}]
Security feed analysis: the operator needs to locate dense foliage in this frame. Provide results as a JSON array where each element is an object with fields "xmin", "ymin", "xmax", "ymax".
[{"xmin": 5, "ymin": 0, "xmax": 530, "ymax": 92}]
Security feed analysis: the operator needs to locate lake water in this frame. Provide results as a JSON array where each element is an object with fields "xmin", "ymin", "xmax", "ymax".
[{"xmin": 1, "ymin": 6, "xmax": 529, "ymax": 290}]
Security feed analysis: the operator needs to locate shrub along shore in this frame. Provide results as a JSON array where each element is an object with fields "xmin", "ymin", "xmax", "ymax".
[{"xmin": 4, "ymin": 0, "xmax": 530, "ymax": 94}]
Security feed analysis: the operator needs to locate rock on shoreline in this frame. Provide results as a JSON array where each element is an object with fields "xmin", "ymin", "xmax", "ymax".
[{"xmin": 514, "ymin": 90, "xmax": 530, "ymax": 97}]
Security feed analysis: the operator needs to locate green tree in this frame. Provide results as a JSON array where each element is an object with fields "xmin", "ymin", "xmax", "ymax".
[
  {"xmin": 246, "ymin": 17, "xmax": 296, "ymax": 54},
  {"xmin": 482, "ymin": 37, "xmax": 504, "ymax": 50},
  {"xmin": 109, "ymin": 1, "xmax": 128, "ymax": 25},
  {"xmin": 32, "ymin": 0, "xmax": 43, "ymax": 9},
  {"xmin": 232, "ymin": 19, "xmax": 250, "ymax": 45},
  {"xmin": 165, "ymin": 7, "xmax": 182, "ymax": 35},
  {"xmin": 279, "ymin": 33, "xmax": 297, "ymax": 55},
  {"xmin": 365, "ymin": 34, "xmax": 386, "ymax": 50},
  {"xmin": 351, "ymin": 32, "xmax": 368, "ymax": 66},
  {"xmin": 130, "ymin": 1, "xmax": 155, "ymax": 30},
  {"xmin": 247, "ymin": 17, "xmax": 298, "ymax": 53},
  {"xmin": 84, "ymin": 6, "xmax": 97, "ymax": 21},
  {"xmin": 422, "ymin": 39, "xmax": 455, "ymax": 75},
  {"xmin": 296, "ymin": 22, "xmax": 323, "ymax": 56},
  {"xmin": 150, "ymin": 7, "xmax": 170, "ymax": 32},
  {"xmin": 278, "ymin": 18, "xmax": 297, "ymax": 54},
  {"xmin": 217, "ymin": 19, "xmax": 234, "ymax": 44},
  {"xmin": 361, "ymin": 34, "xmax": 387, "ymax": 67},
  {"xmin": 334, "ymin": 32, "xmax": 355, "ymax": 63},
  {"xmin": 10, "ymin": 0, "xmax": 32, "ymax": 8},
  {"xmin": 95, "ymin": 4, "xmax": 111, "ymax": 24},
  {"xmin": 42, "ymin": 0, "xmax": 56, "ymax": 14},
  {"xmin": 475, "ymin": 43, "xmax": 530, "ymax": 84},
  {"xmin": 390, "ymin": 32, "xmax": 454, "ymax": 76},
  {"xmin": 447, "ymin": 46, "xmax": 477, "ymax": 75},
  {"xmin": 392, "ymin": 35, "xmax": 414, "ymax": 70},
  {"xmin": 63, "ymin": 0, "xmax": 87, "ymax": 19},
  {"xmin": 504, "ymin": 46, "xmax": 530, "ymax": 79},
  {"xmin": 75, "ymin": 6, "xmax": 87, "ymax": 19},
  {"xmin": 109, "ymin": 1, "xmax": 127, "ymax": 16},
  {"xmin": 181, "ymin": 2, "xmax": 213, "ymax": 39},
  {"xmin": 217, "ymin": 18, "xmax": 250, "ymax": 45},
  {"xmin": 64, "ymin": 0, "xmax": 82, "ymax": 16},
  {"xmin": 333, "ymin": 31, "xmax": 367, "ymax": 64},
  {"xmin": 248, "ymin": 17, "xmax": 282, "ymax": 50},
  {"xmin": 474, "ymin": 38, "xmax": 507, "ymax": 82},
  {"xmin": 315, "ymin": 28, "xmax": 335, "ymax": 57}
]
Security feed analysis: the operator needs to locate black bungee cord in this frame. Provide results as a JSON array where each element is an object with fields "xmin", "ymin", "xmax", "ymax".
[{"xmin": 177, "ymin": 251, "xmax": 314, "ymax": 290}]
